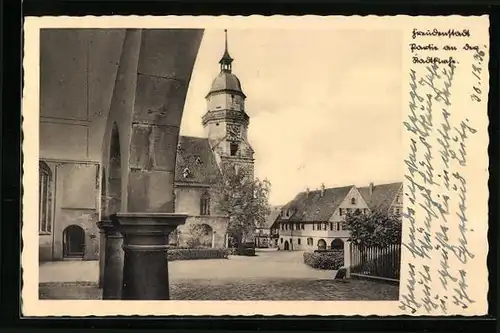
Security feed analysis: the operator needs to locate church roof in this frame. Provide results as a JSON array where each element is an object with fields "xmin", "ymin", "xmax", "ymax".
[
  {"xmin": 206, "ymin": 71, "xmax": 246, "ymax": 98},
  {"xmin": 175, "ymin": 136, "xmax": 221, "ymax": 185},
  {"xmin": 357, "ymin": 182, "xmax": 402, "ymax": 214},
  {"xmin": 281, "ymin": 186, "xmax": 354, "ymax": 222}
]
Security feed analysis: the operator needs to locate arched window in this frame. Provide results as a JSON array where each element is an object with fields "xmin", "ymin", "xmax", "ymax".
[
  {"xmin": 351, "ymin": 197, "xmax": 356, "ymax": 205},
  {"xmin": 39, "ymin": 161, "xmax": 52, "ymax": 234},
  {"xmin": 200, "ymin": 192, "xmax": 211, "ymax": 216}
]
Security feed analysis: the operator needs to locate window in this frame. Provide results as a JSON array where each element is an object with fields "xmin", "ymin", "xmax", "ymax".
[
  {"xmin": 339, "ymin": 208, "xmax": 343, "ymax": 216},
  {"xmin": 312, "ymin": 224, "xmax": 316, "ymax": 231},
  {"xmin": 39, "ymin": 161, "xmax": 52, "ymax": 234},
  {"xmin": 298, "ymin": 238, "xmax": 301, "ymax": 245},
  {"xmin": 281, "ymin": 224, "xmax": 284, "ymax": 230},
  {"xmin": 281, "ymin": 238, "xmax": 283, "ymax": 244},
  {"xmin": 394, "ymin": 208, "xmax": 401, "ymax": 214},
  {"xmin": 329, "ymin": 222, "xmax": 333, "ymax": 231},
  {"xmin": 323, "ymin": 223, "xmax": 327, "ymax": 231},
  {"xmin": 200, "ymin": 192, "xmax": 211, "ymax": 215},
  {"xmin": 301, "ymin": 223, "xmax": 305, "ymax": 230},
  {"xmin": 351, "ymin": 197, "xmax": 356, "ymax": 205},
  {"xmin": 336, "ymin": 222, "xmax": 341, "ymax": 231},
  {"xmin": 230, "ymin": 143, "xmax": 239, "ymax": 156},
  {"xmin": 307, "ymin": 237, "xmax": 313, "ymax": 246}
]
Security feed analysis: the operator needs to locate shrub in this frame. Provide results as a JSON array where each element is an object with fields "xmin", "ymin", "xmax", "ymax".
[
  {"xmin": 167, "ymin": 248, "xmax": 229, "ymax": 261},
  {"xmin": 303, "ymin": 250, "xmax": 344, "ymax": 270},
  {"xmin": 231, "ymin": 242, "xmax": 256, "ymax": 256},
  {"xmin": 233, "ymin": 247, "xmax": 256, "ymax": 256}
]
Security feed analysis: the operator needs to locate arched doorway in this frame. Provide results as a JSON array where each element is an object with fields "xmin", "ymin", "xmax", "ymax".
[
  {"xmin": 106, "ymin": 123, "xmax": 121, "ymax": 216},
  {"xmin": 284, "ymin": 240, "xmax": 290, "ymax": 251},
  {"xmin": 199, "ymin": 224, "xmax": 214, "ymax": 247},
  {"xmin": 331, "ymin": 238, "xmax": 344, "ymax": 250},
  {"xmin": 317, "ymin": 239, "xmax": 326, "ymax": 250},
  {"xmin": 331, "ymin": 238, "xmax": 345, "ymax": 266},
  {"xmin": 190, "ymin": 224, "xmax": 214, "ymax": 248},
  {"xmin": 63, "ymin": 225, "xmax": 85, "ymax": 258}
]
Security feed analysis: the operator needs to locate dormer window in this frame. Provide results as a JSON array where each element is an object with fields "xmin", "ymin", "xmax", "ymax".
[
  {"xmin": 195, "ymin": 157, "xmax": 202, "ymax": 165},
  {"xmin": 351, "ymin": 197, "xmax": 356, "ymax": 205},
  {"xmin": 183, "ymin": 167, "xmax": 190, "ymax": 178}
]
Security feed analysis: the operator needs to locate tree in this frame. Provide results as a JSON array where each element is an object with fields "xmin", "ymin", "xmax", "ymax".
[
  {"xmin": 214, "ymin": 163, "xmax": 272, "ymax": 247},
  {"xmin": 343, "ymin": 210, "xmax": 402, "ymax": 249}
]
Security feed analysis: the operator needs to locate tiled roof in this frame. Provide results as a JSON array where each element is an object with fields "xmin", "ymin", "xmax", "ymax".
[
  {"xmin": 263, "ymin": 206, "xmax": 283, "ymax": 229},
  {"xmin": 174, "ymin": 136, "xmax": 221, "ymax": 185},
  {"xmin": 281, "ymin": 186, "xmax": 354, "ymax": 222},
  {"xmin": 357, "ymin": 182, "xmax": 402, "ymax": 214}
]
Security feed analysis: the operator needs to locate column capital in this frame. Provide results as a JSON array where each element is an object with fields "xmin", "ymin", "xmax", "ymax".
[
  {"xmin": 97, "ymin": 219, "xmax": 112, "ymax": 231},
  {"xmin": 97, "ymin": 219, "xmax": 121, "ymax": 238},
  {"xmin": 110, "ymin": 212, "xmax": 188, "ymax": 237}
]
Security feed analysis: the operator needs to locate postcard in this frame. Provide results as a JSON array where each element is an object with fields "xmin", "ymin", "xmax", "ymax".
[{"xmin": 22, "ymin": 15, "xmax": 489, "ymax": 316}]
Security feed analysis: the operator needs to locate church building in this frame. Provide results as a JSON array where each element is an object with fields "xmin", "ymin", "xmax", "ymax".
[{"xmin": 172, "ymin": 30, "xmax": 255, "ymax": 248}]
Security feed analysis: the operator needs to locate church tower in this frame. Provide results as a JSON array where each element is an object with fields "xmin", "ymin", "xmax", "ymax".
[{"xmin": 202, "ymin": 30, "xmax": 254, "ymax": 176}]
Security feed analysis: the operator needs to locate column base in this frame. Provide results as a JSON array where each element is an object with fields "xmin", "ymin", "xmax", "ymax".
[{"xmin": 111, "ymin": 212, "xmax": 187, "ymax": 300}]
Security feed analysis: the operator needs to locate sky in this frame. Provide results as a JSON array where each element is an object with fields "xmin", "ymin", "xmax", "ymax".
[{"xmin": 181, "ymin": 29, "xmax": 403, "ymax": 206}]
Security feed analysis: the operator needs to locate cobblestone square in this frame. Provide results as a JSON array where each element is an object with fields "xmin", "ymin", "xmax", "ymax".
[{"xmin": 39, "ymin": 249, "xmax": 399, "ymax": 301}]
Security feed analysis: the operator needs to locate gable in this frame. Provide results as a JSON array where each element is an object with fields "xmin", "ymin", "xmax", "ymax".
[{"xmin": 328, "ymin": 186, "xmax": 369, "ymax": 221}]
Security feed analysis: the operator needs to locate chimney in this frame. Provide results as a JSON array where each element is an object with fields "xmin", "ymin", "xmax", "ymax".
[
  {"xmin": 369, "ymin": 182, "xmax": 374, "ymax": 195},
  {"xmin": 306, "ymin": 187, "xmax": 310, "ymax": 197},
  {"xmin": 320, "ymin": 183, "xmax": 325, "ymax": 197}
]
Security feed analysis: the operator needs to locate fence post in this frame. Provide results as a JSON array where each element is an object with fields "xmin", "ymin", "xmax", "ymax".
[{"xmin": 344, "ymin": 240, "xmax": 351, "ymax": 278}]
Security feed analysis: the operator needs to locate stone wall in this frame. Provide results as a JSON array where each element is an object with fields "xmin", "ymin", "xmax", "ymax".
[
  {"xmin": 176, "ymin": 216, "xmax": 229, "ymax": 248},
  {"xmin": 38, "ymin": 161, "xmax": 100, "ymax": 261}
]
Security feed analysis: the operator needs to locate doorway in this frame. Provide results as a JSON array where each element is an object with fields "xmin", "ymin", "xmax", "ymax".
[
  {"xmin": 63, "ymin": 225, "xmax": 85, "ymax": 258},
  {"xmin": 284, "ymin": 240, "xmax": 290, "ymax": 251}
]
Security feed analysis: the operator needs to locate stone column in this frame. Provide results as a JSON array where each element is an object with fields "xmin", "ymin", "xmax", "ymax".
[
  {"xmin": 97, "ymin": 220, "xmax": 124, "ymax": 299},
  {"xmin": 111, "ymin": 212, "xmax": 187, "ymax": 300},
  {"xmin": 97, "ymin": 222, "xmax": 107, "ymax": 288}
]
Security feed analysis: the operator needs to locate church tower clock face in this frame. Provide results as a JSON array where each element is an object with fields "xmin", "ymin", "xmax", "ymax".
[{"xmin": 227, "ymin": 124, "xmax": 241, "ymax": 141}]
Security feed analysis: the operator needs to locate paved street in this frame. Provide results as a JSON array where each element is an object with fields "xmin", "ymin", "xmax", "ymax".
[{"xmin": 39, "ymin": 249, "xmax": 399, "ymax": 300}]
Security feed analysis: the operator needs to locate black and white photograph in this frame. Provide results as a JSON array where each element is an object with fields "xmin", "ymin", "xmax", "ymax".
[{"xmin": 22, "ymin": 15, "xmax": 490, "ymax": 316}]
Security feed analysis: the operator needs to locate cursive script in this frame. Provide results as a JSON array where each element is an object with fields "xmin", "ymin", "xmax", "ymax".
[{"xmin": 400, "ymin": 27, "xmax": 485, "ymax": 315}]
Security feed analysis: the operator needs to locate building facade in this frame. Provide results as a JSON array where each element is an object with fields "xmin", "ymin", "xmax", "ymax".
[
  {"xmin": 255, "ymin": 206, "xmax": 282, "ymax": 248},
  {"xmin": 277, "ymin": 182, "xmax": 403, "ymax": 254}
]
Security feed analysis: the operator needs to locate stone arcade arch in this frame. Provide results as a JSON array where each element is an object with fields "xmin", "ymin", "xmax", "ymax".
[
  {"xmin": 96, "ymin": 29, "xmax": 204, "ymax": 300},
  {"xmin": 106, "ymin": 123, "xmax": 122, "ymax": 216},
  {"xmin": 317, "ymin": 239, "xmax": 327, "ymax": 250}
]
